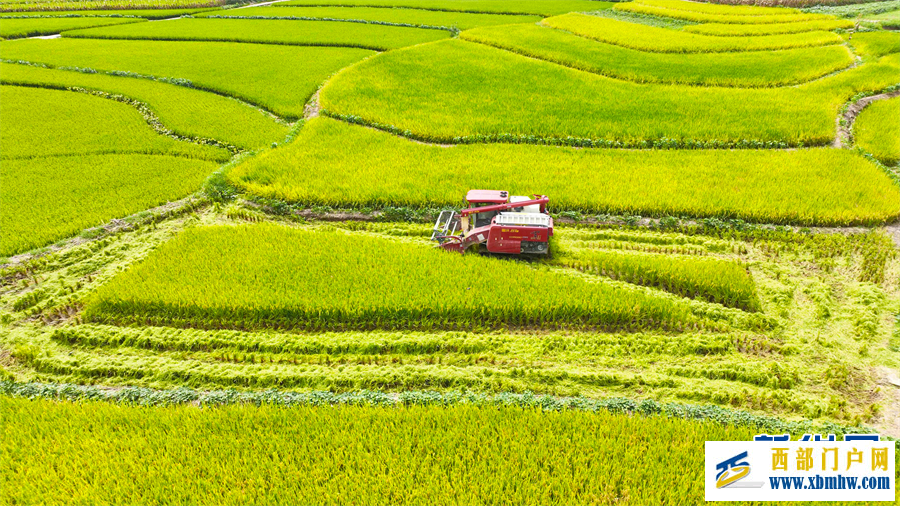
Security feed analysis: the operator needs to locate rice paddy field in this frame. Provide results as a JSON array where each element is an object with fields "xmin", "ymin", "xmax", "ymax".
[
  {"xmin": 855, "ymin": 96, "xmax": 900, "ymax": 166},
  {"xmin": 0, "ymin": 15, "xmax": 140, "ymax": 38},
  {"xmin": 1, "ymin": 0, "xmax": 899, "ymax": 502}
]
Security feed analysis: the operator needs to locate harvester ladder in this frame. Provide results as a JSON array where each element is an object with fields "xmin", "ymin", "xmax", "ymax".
[{"xmin": 431, "ymin": 210, "xmax": 458, "ymax": 242}]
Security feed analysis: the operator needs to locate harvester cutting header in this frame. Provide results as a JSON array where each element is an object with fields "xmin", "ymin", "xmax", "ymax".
[{"xmin": 430, "ymin": 190, "xmax": 554, "ymax": 255}]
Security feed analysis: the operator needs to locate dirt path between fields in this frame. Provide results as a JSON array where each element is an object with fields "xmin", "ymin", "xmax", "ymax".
[
  {"xmin": 833, "ymin": 89, "xmax": 900, "ymax": 149},
  {"xmin": 304, "ymin": 90, "xmax": 320, "ymax": 119}
]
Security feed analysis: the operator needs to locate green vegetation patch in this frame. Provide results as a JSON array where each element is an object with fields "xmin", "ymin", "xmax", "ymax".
[
  {"xmin": 1, "ymin": 396, "xmax": 757, "ymax": 505},
  {"xmin": 614, "ymin": 2, "xmax": 828, "ymax": 24},
  {"xmin": 0, "ymin": 38, "xmax": 373, "ymax": 119},
  {"xmin": 460, "ymin": 23, "xmax": 853, "ymax": 87},
  {"xmin": 1, "ymin": 154, "xmax": 218, "ymax": 255},
  {"xmin": 849, "ymin": 31, "xmax": 900, "ymax": 58},
  {"xmin": 83, "ymin": 224, "xmax": 704, "ymax": 332},
  {"xmin": 0, "ymin": 16, "xmax": 140, "ymax": 38},
  {"xmin": 230, "ymin": 117, "xmax": 900, "ymax": 226},
  {"xmin": 1, "ymin": 85, "xmax": 227, "ymax": 160},
  {"xmin": 0, "ymin": 62, "xmax": 289, "ymax": 150},
  {"xmin": 855, "ymin": 97, "xmax": 900, "ymax": 166},
  {"xmin": 275, "ymin": 0, "xmax": 615, "ymax": 16},
  {"xmin": 319, "ymin": 39, "xmax": 900, "ymax": 147},
  {"xmin": 543, "ymin": 13, "xmax": 843, "ymax": 53},
  {"xmin": 62, "ymin": 17, "xmax": 451, "ymax": 50},
  {"xmin": 684, "ymin": 19, "xmax": 852, "ymax": 36},
  {"xmin": 198, "ymin": 6, "xmax": 542, "ymax": 29}
]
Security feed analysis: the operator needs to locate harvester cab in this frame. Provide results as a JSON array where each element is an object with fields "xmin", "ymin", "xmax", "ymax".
[{"xmin": 430, "ymin": 190, "xmax": 554, "ymax": 255}]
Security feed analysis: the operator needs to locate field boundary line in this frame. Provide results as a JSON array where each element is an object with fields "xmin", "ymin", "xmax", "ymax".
[
  {"xmin": 461, "ymin": 35, "xmax": 857, "ymax": 89},
  {"xmin": 1, "ymin": 81, "xmax": 240, "ymax": 153},
  {"xmin": 1, "ymin": 13, "xmax": 147, "ymax": 18},
  {"xmin": 1, "ymin": 150, "xmax": 222, "ymax": 162},
  {"xmin": 1, "ymin": 58, "xmax": 291, "ymax": 123},
  {"xmin": 0, "ymin": 380, "xmax": 887, "ymax": 439},
  {"xmin": 241, "ymin": 199, "xmax": 880, "ymax": 237}
]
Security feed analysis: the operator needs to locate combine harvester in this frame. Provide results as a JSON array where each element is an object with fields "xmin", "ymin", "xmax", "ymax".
[{"xmin": 431, "ymin": 190, "xmax": 554, "ymax": 255}]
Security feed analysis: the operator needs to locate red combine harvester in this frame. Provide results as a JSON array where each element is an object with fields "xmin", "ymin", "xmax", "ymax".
[{"xmin": 430, "ymin": 190, "xmax": 554, "ymax": 255}]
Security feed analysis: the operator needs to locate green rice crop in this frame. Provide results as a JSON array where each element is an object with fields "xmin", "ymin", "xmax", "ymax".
[
  {"xmin": 0, "ymin": 38, "xmax": 373, "ymax": 119},
  {"xmin": 855, "ymin": 97, "xmax": 900, "ymax": 166},
  {"xmin": 849, "ymin": 31, "xmax": 900, "ymax": 58},
  {"xmin": 1, "ymin": 85, "xmax": 227, "ymax": 160},
  {"xmin": 319, "ymin": 39, "xmax": 900, "ymax": 146},
  {"xmin": 0, "ymin": 16, "xmax": 140, "ymax": 38},
  {"xmin": 197, "ymin": 6, "xmax": 541, "ymax": 29},
  {"xmin": 83, "ymin": 224, "xmax": 703, "ymax": 332},
  {"xmin": 0, "ymin": 62, "xmax": 289, "ymax": 150},
  {"xmin": 275, "ymin": 0, "xmax": 615, "ymax": 16},
  {"xmin": 0, "ymin": 0, "xmax": 231, "ymax": 11},
  {"xmin": 554, "ymin": 249, "xmax": 761, "ymax": 311},
  {"xmin": 460, "ymin": 23, "xmax": 853, "ymax": 87},
  {"xmin": 229, "ymin": 117, "xmax": 900, "ymax": 226},
  {"xmin": 543, "ymin": 13, "xmax": 843, "ymax": 53},
  {"xmin": 629, "ymin": 0, "xmax": 800, "ymax": 16},
  {"xmin": 1, "ymin": 154, "xmax": 219, "ymax": 255},
  {"xmin": 683, "ymin": 18, "xmax": 853, "ymax": 35},
  {"xmin": 62, "ymin": 17, "xmax": 451, "ymax": 50},
  {"xmin": 1, "ymin": 396, "xmax": 760, "ymax": 505},
  {"xmin": 614, "ymin": 2, "xmax": 827, "ymax": 24},
  {"xmin": 0, "ymin": 84, "xmax": 226, "ymax": 254},
  {"xmin": 0, "ymin": 8, "xmax": 218, "ymax": 18}
]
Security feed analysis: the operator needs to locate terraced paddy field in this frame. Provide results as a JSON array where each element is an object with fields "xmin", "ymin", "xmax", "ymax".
[
  {"xmin": 0, "ymin": 15, "xmax": 142, "ymax": 38},
  {"xmin": 62, "ymin": 17, "xmax": 454, "ymax": 49},
  {"xmin": 1, "ymin": 0, "xmax": 899, "ymax": 501}
]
